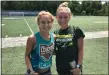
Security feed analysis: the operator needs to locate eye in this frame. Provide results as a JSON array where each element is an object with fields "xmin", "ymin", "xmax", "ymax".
[
  {"xmin": 47, "ymin": 21, "xmax": 51, "ymax": 24},
  {"xmin": 64, "ymin": 16, "xmax": 68, "ymax": 18},
  {"xmin": 58, "ymin": 16, "xmax": 62, "ymax": 19}
]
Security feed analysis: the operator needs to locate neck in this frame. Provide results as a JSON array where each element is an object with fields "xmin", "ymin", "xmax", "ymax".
[
  {"xmin": 39, "ymin": 31, "xmax": 50, "ymax": 41},
  {"xmin": 60, "ymin": 24, "xmax": 69, "ymax": 30}
]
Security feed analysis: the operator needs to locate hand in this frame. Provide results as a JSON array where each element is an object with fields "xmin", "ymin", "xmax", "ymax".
[
  {"xmin": 70, "ymin": 68, "xmax": 81, "ymax": 75},
  {"xmin": 31, "ymin": 71, "xmax": 38, "ymax": 75},
  {"xmin": 33, "ymin": 72, "xmax": 39, "ymax": 75}
]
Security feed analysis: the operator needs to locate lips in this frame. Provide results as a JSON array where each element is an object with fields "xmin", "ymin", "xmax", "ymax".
[{"xmin": 43, "ymin": 27, "xmax": 47, "ymax": 30}]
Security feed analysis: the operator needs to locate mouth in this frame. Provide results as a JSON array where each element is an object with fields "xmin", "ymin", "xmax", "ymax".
[
  {"xmin": 43, "ymin": 27, "xmax": 48, "ymax": 31},
  {"xmin": 43, "ymin": 27, "xmax": 46, "ymax": 29},
  {"xmin": 43, "ymin": 28, "xmax": 45, "ymax": 29}
]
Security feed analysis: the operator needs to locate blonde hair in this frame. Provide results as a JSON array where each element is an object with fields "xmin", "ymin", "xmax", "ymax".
[
  {"xmin": 36, "ymin": 11, "xmax": 54, "ymax": 25},
  {"xmin": 56, "ymin": 2, "xmax": 71, "ymax": 16}
]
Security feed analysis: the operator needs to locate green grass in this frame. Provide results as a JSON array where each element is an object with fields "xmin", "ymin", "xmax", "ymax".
[
  {"xmin": 69, "ymin": 16, "xmax": 108, "ymax": 32},
  {"xmin": 2, "ymin": 46, "xmax": 26, "ymax": 74},
  {"xmin": 2, "ymin": 16, "xmax": 108, "ymax": 37},
  {"xmin": 83, "ymin": 37, "xmax": 108, "ymax": 74},
  {"xmin": 2, "ymin": 37, "xmax": 108, "ymax": 74},
  {"xmin": 2, "ymin": 17, "xmax": 31, "ymax": 38}
]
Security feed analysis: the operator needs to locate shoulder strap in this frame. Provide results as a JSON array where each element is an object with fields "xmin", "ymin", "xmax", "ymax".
[{"xmin": 69, "ymin": 26, "xmax": 76, "ymax": 34}]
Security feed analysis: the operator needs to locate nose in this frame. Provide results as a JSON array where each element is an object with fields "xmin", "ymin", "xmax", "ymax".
[
  {"xmin": 60, "ymin": 18, "xmax": 65, "ymax": 22},
  {"xmin": 44, "ymin": 22, "xmax": 48, "ymax": 27}
]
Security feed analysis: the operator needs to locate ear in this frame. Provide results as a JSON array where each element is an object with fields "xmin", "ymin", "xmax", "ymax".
[
  {"xmin": 70, "ymin": 15, "xmax": 72, "ymax": 19},
  {"xmin": 69, "ymin": 13, "xmax": 72, "ymax": 18},
  {"xmin": 56, "ymin": 16, "xmax": 58, "ymax": 19}
]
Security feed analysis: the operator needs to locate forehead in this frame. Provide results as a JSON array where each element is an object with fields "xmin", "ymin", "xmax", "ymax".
[
  {"xmin": 57, "ymin": 11, "xmax": 69, "ymax": 16},
  {"xmin": 40, "ymin": 15, "xmax": 51, "ymax": 20}
]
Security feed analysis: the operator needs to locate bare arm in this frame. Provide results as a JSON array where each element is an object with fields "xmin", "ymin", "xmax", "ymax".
[
  {"xmin": 77, "ymin": 37, "xmax": 84, "ymax": 65},
  {"xmin": 25, "ymin": 35, "xmax": 35, "ymax": 72},
  {"xmin": 53, "ymin": 34, "xmax": 56, "ymax": 40},
  {"xmin": 70, "ymin": 37, "xmax": 84, "ymax": 74}
]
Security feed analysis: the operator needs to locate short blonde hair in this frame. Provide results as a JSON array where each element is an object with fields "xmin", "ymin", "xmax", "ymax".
[
  {"xmin": 36, "ymin": 11, "xmax": 54, "ymax": 25},
  {"xmin": 56, "ymin": 2, "xmax": 71, "ymax": 16}
]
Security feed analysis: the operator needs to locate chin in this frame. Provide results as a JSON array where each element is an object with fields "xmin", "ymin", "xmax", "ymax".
[
  {"xmin": 60, "ymin": 24, "xmax": 65, "ymax": 26},
  {"xmin": 44, "ymin": 30, "xmax": 49, "ymax": 32},
  {"xmin": 61, "ymin": 25, "xmax": 66, "ymax": 27}
]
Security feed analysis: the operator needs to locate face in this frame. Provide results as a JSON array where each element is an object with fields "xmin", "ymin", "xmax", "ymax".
[
  {"xmin": 39, "ymin": 15, "xmax": 53, "ymax": 32},
  {"xmin": 56, "ymin": 11, "xmax": 70, "ymax": 28}
]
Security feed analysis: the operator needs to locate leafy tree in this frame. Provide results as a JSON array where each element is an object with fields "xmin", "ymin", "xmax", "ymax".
[{"xmin": 1, "ymin": 1, "xmax": 108, "ymax": 16}]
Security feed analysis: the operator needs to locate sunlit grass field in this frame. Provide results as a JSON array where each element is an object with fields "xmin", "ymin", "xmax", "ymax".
[
  {"xmin": 2, "ymin": 16, "xmax": 108, "ymax": 74},
  {"xmin": 2, "ymin": 37, "xmax": 108, "ymax": 74},
  {"xmin": 2, "ymin": 16, "xmax": 108, "ymax": 38}
]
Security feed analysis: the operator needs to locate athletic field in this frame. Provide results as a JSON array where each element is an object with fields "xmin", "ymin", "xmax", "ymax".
[
  {"xmin": 1, "ymin": 16, "xmax": 108, "ymax": 74},
  {"xmin": 2, "ymin": 16, "xmax": 108, "ymax": 38}
]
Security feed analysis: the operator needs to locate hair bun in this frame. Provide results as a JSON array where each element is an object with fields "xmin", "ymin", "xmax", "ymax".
[{"xmin": 59, "ymin": 2, "xmax": 68, "ymax": 7}]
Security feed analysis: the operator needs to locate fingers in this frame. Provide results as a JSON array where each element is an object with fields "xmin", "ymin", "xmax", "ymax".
[
  {"xmin": 70, "ymin": 69, "xmax": 77, "ymax": 72},
  {"xmin": 70, "ymin": 68, "xmax": 80, "ymax": 75},
  {"xmin": 31, "ymin": 72, "xmax": 38, "ymax": 75},
  {"xmin": 33, "ymin": 72, "xmax": 39, "ymax": 75}
]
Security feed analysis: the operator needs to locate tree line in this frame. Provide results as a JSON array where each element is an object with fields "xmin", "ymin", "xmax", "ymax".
[{"xmin": 1, "ymin": 1, "xmax": 108, "ymax": 16}]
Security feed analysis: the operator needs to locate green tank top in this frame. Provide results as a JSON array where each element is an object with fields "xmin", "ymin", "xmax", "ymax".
[{"xmin": 30, "ymin": 32, "xmax": 54, "ymax": 71}]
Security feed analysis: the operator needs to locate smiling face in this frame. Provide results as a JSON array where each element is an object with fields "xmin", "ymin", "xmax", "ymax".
[
  {"xmin": 38, "ymin": 14, "xmax": 53, "ymax": 32},
  {"xmin": 56, "ymin": 11, "xmax": 70, "ymax": 29}
]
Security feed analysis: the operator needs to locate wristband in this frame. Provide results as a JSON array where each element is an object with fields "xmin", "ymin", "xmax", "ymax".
[{"xmin": 76, "ymin": 64, "xmax": 82, "ymax": 69}]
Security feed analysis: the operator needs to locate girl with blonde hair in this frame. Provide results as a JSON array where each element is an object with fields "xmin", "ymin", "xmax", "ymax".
[
  {"xmin": 25, "ymin": 11, "xmax": 54, "ymax": 75},
  {"xmin": 54, "ymin": 2, "xmax": 85, "ymax": 75}
]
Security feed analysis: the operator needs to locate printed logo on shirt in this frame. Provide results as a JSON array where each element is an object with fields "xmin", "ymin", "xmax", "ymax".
[
  {"xmin": 56, "ymin": 34, "xmax": 73, "ymax": 38},
  {"xmin": 55, "ymin": 34, "xmax": 74, "ymax": 50},
  {"xmin": 40, "ymin": 43, "xmax": 54, "ymax": 60},
  {"xmin": 56, "ymin": 38, "xmax": 72, "ymax": 42}
]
